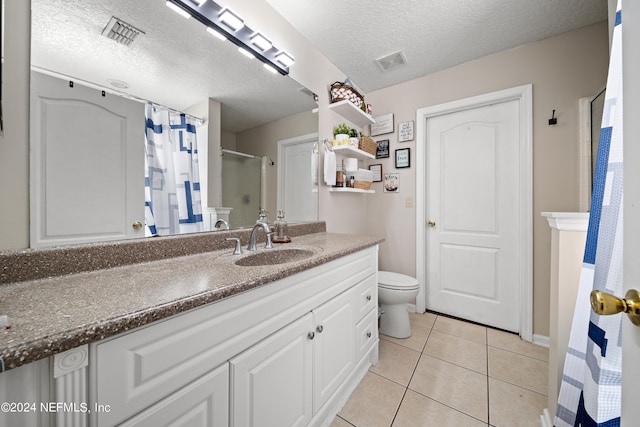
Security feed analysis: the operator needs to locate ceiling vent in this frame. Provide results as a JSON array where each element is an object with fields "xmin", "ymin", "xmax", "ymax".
[
  {"xmin": 375, "ymin": 50, "xmax": 408, "ymax": 73},
  {"xmin": 101, "ymin": 16, "xmax": 145, "ymax": 47}
]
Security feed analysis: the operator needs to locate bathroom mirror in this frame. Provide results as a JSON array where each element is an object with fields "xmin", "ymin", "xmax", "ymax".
[{"xmin": 29, "ymin": 0, "xmax": 318, "ymax": 244}]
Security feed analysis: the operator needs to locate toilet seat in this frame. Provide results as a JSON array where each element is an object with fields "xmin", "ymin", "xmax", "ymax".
[{"xmin": 378, "ymin": 271, "xmax": 419, "ymax": 291}]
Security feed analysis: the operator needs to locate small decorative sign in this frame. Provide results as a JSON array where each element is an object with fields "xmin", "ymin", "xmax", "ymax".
[
  {"xmin": 369, "ymin": 164, "xmax": 382, "ymax": 182},
  {"xmin": 376, "ymin": 139, "xmax": 390, "ymax": 159},
  {"xmin": 370, "ymin": 113, "xmax": 394, "ymax": 136},
  {"xmin": 383, "ymin": 173, "xmax": 399, "ymax": 193},
  {"xmin": 395, "ymin": 148, "xmax": 410, "ymax": 168},
  {"xmin": 398, "ymin": 120, "xmax": 414, "ymax": 142}
]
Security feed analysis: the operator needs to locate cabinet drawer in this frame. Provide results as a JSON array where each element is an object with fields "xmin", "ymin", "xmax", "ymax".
[
  {"xmin": 353, "ymin": 273, "xmax": 377, "ymax": 321},
  {"xmin": 118, "ymin": 363, "xmax": 229, "ymax": 427},
  {"xmin": 355, "ymin": 308, "xmax": 378, "ymax": 362}
]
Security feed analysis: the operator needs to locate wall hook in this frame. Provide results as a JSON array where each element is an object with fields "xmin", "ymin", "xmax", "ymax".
[{"xmin": 548, "ymin": 110, "xmax": 557, "ymax": 126}]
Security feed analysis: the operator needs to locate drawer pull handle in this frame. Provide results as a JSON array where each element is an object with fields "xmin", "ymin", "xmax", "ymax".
[
  {"xmin": 366, "ymin": 295, "xmax": 372, "ymax": 301},
  {"xmin": 316, "ymin": 325, "xmax": 324, "ymax": 333},
  {"xmin": 366, "ymin": 332, "xmax": 372, "ymax": 338},
  {"xmin": 308, "ymin": 332, "xmax": 315, "ymax": 340}
]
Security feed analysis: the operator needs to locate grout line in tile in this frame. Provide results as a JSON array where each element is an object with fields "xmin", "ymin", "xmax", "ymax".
[
  {"xmin": 485, "ymin": 326, "xmax": 492, "ymax": 426},
  {"xmin": 407, "ymin": 388, "xmax": 492, "ymax": 426},
  {"xmin": 486, "ymin": 343, "xmax": 548, "ymax": 362}
]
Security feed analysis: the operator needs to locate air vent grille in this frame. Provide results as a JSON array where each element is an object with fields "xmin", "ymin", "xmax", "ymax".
[
  {"xmin": 375, "ymin": 51, "xmax": 408, "ymax": 72},
  {"xmin": 101, "ymin": 16, "xmax": 145, "ymax": 47}
]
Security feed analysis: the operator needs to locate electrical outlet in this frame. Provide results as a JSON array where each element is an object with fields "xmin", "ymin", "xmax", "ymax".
[{"xmin": 405, "ymin": 197, "xmax": 413, "ymax": 208}]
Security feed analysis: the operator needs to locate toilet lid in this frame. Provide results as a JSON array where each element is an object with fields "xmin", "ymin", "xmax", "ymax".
[{"xmin": 378, "ymin": 271, "xmax": 419, "ymax": 290}]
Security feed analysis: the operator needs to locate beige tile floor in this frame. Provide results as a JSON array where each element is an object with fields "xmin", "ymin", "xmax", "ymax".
[{"xmin": 332, "ymin": 312, "xmax": 549, "ymax": 427}]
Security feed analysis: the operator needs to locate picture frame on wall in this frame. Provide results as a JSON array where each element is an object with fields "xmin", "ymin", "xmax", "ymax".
[
  {"xmin": 376, "ymin": 139, "xmax": 390, "ymax": 159},
  {"xmin": 395, "ymin": 148, "xmax": 410, "ymax": 168},
  {"xmin": 383, "ymin": 173, "xmax": 399, "ymax": 193},
  {"xmin": 369, "ymin": 164, "xmax": 382, "ymax": 182},
  {"xmin": 398, "ymin": 120, "xmax": 414, "ymax": 142},
  {"xmin": 371, "ymin": 113, "xmax": 394, "ymax": 136}
]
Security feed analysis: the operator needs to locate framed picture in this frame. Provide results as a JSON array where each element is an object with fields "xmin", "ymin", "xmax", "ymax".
[
  {"xmin": 398, "ymin": 120, "xmax": 414, "ymax": 142},
  {"xmin": 395, "ymin": 148, "xmax": 410, "ymax": 168},
  {"xmin": 369, "ymin": 164, "xmax": 382, "ymax": 182},
  {"xmin": 371, "ymin": 113, "xmax": 394, "ymax": 136},
  {"xmin": 376, "ymin": 139, "xmax": 390, "ymax": 159},
  {"xmin": 383, "ymin": 173, "xmax": 399, "ymax": 193}
]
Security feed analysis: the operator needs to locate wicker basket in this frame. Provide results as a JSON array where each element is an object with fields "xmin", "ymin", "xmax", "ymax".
[
  {"xmin": 359, "ymin": 136, "xmax": 377, "ymax": 156},
  {"xmin": 330, "ymin": 81, "xmax": 364, "ymax": 109},
  {"xmin": 353, "ymin": 180, "xmax": 372, "ymax": 190}
]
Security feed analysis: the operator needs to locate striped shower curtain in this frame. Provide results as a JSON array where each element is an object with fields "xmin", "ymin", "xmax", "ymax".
[
  {"xmin": 555, "ymin": 2, "xmax": 623, "ymax": 426},
  {"xmin": 144, "ymin": 103, "xmax": 204, "ymax": 236}
]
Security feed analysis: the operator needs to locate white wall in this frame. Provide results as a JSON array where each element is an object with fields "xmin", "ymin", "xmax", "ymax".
[
  {"xmin": 0, "ymin": 0, "xmax": 30, "ymax": 250},
  {"xmin": 364, "ymin": 22, "xmax": 609, "ymax": 336}
]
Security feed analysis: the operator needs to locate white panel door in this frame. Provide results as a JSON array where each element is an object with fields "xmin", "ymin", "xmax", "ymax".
[
  {"xmin": 230, "ymin": 313, "xmax": 313, "ymax": 427},
  {"xmin": 426, "ymin": 100, "xmax": 520, "ymax": 331},
  {"xmin": 278, "ymin": 134, "xmax": 318, "ymax": 222},
  {"xmin": 30, "ymin": 72, "xmax": 145, "ymax": 247}
]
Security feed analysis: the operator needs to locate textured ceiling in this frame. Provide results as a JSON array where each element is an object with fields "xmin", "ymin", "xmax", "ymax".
[
  {"xmin": 31, "ymin": 0, "xmax": 608, "ymax": 133},
  {"xmin": 30, "ymin": 0, "xmax": 317, "ymax": 133},
  {"xmin": 267, "ymin": 0, "xmax": 608, "ymax": 92}
]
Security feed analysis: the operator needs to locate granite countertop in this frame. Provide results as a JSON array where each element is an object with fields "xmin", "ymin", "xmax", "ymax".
[{"xmin": 0, "ymin": 227, "xmax": 383, "ymax": 372}]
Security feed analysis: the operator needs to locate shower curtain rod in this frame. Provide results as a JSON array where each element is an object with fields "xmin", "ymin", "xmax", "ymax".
[
  {"xmin": 31, "ymin": 66, "xmax": 206, "ymax": 124},
  {"xmin": 221, "ymin": 148, "xmax": 262, "ymax": 160}
]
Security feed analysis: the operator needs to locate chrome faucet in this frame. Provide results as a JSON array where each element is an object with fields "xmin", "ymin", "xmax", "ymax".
[
  {"xmin": 247, "ymin": 222, "xmax": 273, "ymax": 251},
  {"xmin": 214, "ymin": 219, "xmax": 230, "ymax": 230}
]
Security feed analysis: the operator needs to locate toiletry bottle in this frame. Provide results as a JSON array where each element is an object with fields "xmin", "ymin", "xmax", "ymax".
[
  {"xmin": 335, "ymin": 162, "xmax": 344, "ymax": 187},
  {"xmin": 273, "ymin": 210, "xmax": 290, "ymax": 243}
]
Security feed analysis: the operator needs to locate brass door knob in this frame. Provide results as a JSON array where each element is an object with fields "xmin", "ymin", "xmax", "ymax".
[
  {"xmin": 427, "ymin": 220, "xmax": 436, "ymax": 227},
  {"xmin": 590, "ymin": 289, "xmax": 640, "ymax": 326},
  {"xmin": 132, "ymin": 221, "xmax": 143, "ymax": 230}
]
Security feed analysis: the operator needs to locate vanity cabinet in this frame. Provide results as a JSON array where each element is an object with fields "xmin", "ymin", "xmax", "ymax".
[
  {"xmin": 87, "ymin": 246, "xmax": 378, "ymax": 427},
  {"xmin": 231, "ymin": 286, "xmax": 358, "ymax": 426}
]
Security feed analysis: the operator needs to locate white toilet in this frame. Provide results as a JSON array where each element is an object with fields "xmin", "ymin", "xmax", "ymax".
[{"xmin": 378, "ymin": 271, "xmax": 420, "ymax": 338}]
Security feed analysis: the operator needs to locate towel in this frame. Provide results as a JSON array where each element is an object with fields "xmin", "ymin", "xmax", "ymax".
[{"xmin": 324, "ymin": 150, "xmax": 336, "ymax": 186}]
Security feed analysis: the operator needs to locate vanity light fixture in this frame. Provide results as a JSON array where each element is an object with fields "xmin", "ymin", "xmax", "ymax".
[
  {"xmin": 207, "ymin": 27, "xmax": 227, "ymax": 41},
  {"xmin": 250, "ymin": 33, "xmax": 272, "ymax": 51},
  {"xmin": 263, "ymin": 64, "xmax": 277, "ymax": 74},
  {"xmin": 238, "ymin": 47, "xmax": 255, "ymax": 59},
  {"xmin": 275, "ymin": 51, "xmax": 295, "ymax": 67},
  {"xmin": 166, "ymin": 1, "xmax": 191, "ymax": 19},
  {"xmin": 218, "ymin": 7, "xmax": 244, "ymax": 31},
  {"xmin": 166, "ymin": 0, "xmax": 294, "ymax": 75}
]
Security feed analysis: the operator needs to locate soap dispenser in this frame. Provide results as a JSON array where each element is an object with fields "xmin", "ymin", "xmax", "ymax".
[{"xmin": 273, "ymin": 210, "xmax": 291, "ymax": 243}]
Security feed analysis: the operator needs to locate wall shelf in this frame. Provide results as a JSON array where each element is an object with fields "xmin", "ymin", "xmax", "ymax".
[
  {"xmin": 332, "ymin": 145, "xmax": 375, "ymax": 160},
  {"xmin": 328, "ymin": 100, "xmax": 375, "ymax": 128},
  {"xmin": 328, "ymin": 187, "xmax": 375, "ymax": 194}
]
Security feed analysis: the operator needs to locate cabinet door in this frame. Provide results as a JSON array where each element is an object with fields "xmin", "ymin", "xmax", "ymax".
[
  {"xmin": 118, "ymin": 363, "xmax": 229, "ymax": 427},
  {"xmin": 313, "ymin": 289, "xmax": 356, "ymax": 412},
  {"xmin": 231, "ymin": 313, "xmax": 314, "ymax": 427}
]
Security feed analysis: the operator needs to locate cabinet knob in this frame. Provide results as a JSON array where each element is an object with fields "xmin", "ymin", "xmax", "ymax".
[
  {"xmin": 316, "ymin": 325, "xmax": 324, "ymax": 333},
  {"xmin": 366, "ymin": 295, "xmax": 372, "ymax": 301},
  {"xmin": 132, "ymin": 221, "xmax": 143, "ymax": 230},
  {"xmin": 307, "ymin": 332, "xmax": 315, "ymax": 340}
]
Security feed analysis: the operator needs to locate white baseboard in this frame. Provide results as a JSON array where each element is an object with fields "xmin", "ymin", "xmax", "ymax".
[
  {"xmin": 533, "ymin": 334, "xmax": 550, "ymax": 348},
  {"xmin": 540, "ymin": 408, "xmax": 553, "ymax": 427}
]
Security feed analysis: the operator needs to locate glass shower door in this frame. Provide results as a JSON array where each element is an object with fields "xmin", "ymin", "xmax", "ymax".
[{"xmin": 221, "ymin": 150, "xmax": 262, "ymax": 229}]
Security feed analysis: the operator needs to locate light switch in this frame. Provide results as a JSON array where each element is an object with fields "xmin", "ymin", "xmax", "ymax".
[{"xmin": 405, "ymin": 197, "xmax": 413, "ymax": 208}]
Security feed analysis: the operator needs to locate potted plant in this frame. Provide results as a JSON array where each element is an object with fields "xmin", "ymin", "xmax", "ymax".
[
  {"xmin": 348, "ymin": 128, "xmax": 359, "ymax": 147},
  {"xmin": 333, "ymin": 123, "xmax": 351, "ymax": 143}
]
